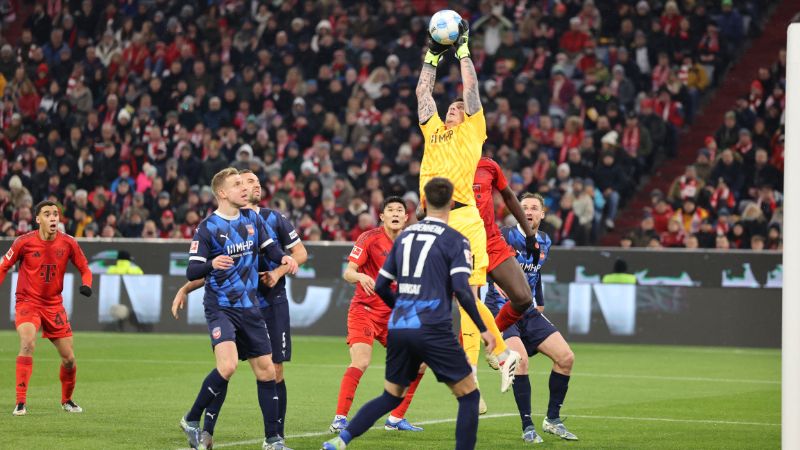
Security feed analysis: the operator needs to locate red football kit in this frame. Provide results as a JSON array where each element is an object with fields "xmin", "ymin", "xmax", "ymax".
[
  {"xmin": 474, "ymin": 157, "xmax": 517, "ymax": 272},
  {"xmin": 0, "ymin": 231, "xmax": 92, "ymax": 338},
  {"xmin": 336, "ymin": 225, "xmax": 423, "ymax": 421},
  {"xmin": 346, "ymin": 226, "xmax": 394, "ymax": 347}
]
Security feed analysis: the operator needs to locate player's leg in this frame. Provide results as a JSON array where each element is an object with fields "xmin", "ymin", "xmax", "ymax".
[
  {"xmin": 331, "ymin": 342, "xmax": 372, "ymax": 431},
  {"xmin": 505, "ymin": 335, "xmax": 542, "ymax": 443},
  {"xmin": 537, "ymin": 329, "xmax": 578, "ymax": 441},
  {"xmin": 454, "ymin": 210, "xmax": 514, "ymax": 364},
  {"xmin": 239, "ymin": 308, "xmax": 287, "ymax": 450},
  {"xmin": 385, "ymin": 363, "xmax": 426, "ymax": 431},
  {"xmin": 324, "ymin": 380, "xmax": 408, "ymax": 450},
  {"xmin": 331, "ymin": 305, "xmax": 375, "ymax": 431},
  {"xmin": 323, "ymin": 332, "xmax": 417, "ymax": 450},
  {"xmin": 249, "ymin": 353, "xmax": 285, "ymax": 447},
  {"xmin": 264, "ymin": 302, "xmax": 291, "ymax": 437},
  {"xmin": 471, "ymin": 292, "xmax": 520, "ymax": 393},
  {"xmin": 14, "ymin": 319, "xmax": 37, "ymax": 416},
  {"xmin": 51, "ymin": 336, "xmax": 81, "ymax": 412},
  {"xmin": 182, "ymin": 312, "xmax": 238, "ymax": 449},
  {"xmin": 458, "ymin": 300, "xmax": 487, "ymax": 413},
  {"xmin": 43, "ymin": 304, "xmax": 80, "ymax": 412},
  {"xmin": 419, "ymin": 327, "xmax": 481, "ymax": 450},
  {"xmin": 446, "ymin": 375, "xmax": 481, "ymax": 450},
  {"xmin": 489, "ymin": 255, "xmax": 534, "ymax": 331}
]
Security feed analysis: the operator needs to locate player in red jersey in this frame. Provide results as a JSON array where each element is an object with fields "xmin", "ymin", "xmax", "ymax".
[
  {"xmin": 329, "ymin": 196, "xmax": 425, "ymax": 433},
  {"xmin": 473, "ymin": 157, "xmax": 540, "ymax": 332},
  {"xmin": 0, "ymin": 201, "xmax": 93, "ymax": 416}
]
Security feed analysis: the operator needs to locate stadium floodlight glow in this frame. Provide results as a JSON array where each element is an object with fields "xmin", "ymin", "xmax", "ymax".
[{"xmin": 784, "ymin": 22, "xmax": 800, "ymax": 450}]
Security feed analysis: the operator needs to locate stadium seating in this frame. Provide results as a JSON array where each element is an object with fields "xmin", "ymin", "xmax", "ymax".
[{"xmin": 0, "ymin": 0, "xmax": 781, "ymax": 250}]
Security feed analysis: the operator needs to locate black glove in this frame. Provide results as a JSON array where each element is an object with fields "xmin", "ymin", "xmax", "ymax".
[
  {"xmin": 525, "ymin": 234, "xmax": 540, "ymax": 265},
  {"xmin": 426, "ymin": 34, "xmax": 451, "ymax": 56},
  {"xmin": 454, "ymin": 19, "xmax": 471, "ymax": 59},
  {"xmin": 79, "ymin": 285, "xmax": 92, "ymax": 297}
]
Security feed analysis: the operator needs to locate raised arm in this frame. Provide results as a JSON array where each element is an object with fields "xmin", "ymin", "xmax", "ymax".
[
  {"xmin": 455, "ymin": 20, "xmax": 481, "ymax": 115},
  {"xmin": 416, "ymin": 64, "xmax": 437, "ymax": 124},
  {"xmin": 418, "ymin": 29, "xmax": 452, "ymax": 124}
]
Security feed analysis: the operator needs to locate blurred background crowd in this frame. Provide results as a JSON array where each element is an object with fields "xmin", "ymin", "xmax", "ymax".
[{"xmin": 0, "ymin": 0, "xmax": 783, "ymax": 250}]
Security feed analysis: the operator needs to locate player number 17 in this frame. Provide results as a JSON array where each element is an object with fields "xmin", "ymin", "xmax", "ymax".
[{"xmin": 400, "ymin": 233, "xmax": 436, "ymax": 278}]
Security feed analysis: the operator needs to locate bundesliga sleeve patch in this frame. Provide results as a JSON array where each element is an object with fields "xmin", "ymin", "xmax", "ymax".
[
  {"xmin": 350, "ymin": 245, "xmax": 364, "ymax": 259},
  {"xmin": 189, "ymin": 241, "xmax": 199, "ymax": 253},
  {"xmin": 5, "ymin": 249, "xmax": 13, "ymax": 260},
  {"xmin": 289, "ymin": 230, "xmax": 298, "ymax": 240}
]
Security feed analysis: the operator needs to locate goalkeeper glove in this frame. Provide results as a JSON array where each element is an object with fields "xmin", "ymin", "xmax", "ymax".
[
  {"xmin": 424, "ymin": 35, "xmax": 451, "ymax": 67},
  {"xmin": 79, "ymin": 285, "xmax": 92, "ymax": 297},
  {"xmin": 454, "ymin": 19, "xmax": 471, "ymax": 60},
  {"xmin": 525, "ymin": 234, "xmax": 541, "ymax": 265}
]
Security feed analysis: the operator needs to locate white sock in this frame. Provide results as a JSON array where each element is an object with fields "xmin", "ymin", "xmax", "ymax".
[{"xmin": 387, "ymin": 415, "xmax": 401, "ymax": 424}]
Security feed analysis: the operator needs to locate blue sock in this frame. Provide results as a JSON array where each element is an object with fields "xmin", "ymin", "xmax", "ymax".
[
  {"xmin": 547, "ymin": 371, "xmax": 570, "ymax": 419},
  {"xmin": 187, "ymin": 369, "xmax": 227, "ymax": 422},
  {"xmin": 512, "ymin": 374, "xmax": 533, "ymax": 430},
  {"xmin": 276, "ymin": 380, "xmax": 287, "ymax": 437},
  {"xmin": 257, "ymin": 380, "xmax": 279, "ymax": 439},
  {"xmin": 202, "ymin": 375, "xmax": 229, "ymax": 435},
  {"xmin": 341, "ymin": 390, "xmax": 403, "ymax": 444},
  {"xmin": 455, "ymin": 389, "xmax": 480, "ymax": 450}
]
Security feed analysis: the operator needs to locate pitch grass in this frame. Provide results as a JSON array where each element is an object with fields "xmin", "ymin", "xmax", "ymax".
[{"xmin": 0, "ymin": 332, "xmax": 780, "ymax": 449}]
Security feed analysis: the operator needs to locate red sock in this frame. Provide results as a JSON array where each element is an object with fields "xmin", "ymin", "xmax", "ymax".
[
  {"xmin": 16, "ymin": 356, "xmax": 33, "ymax": 404},
  {"xmin": 59, "ymin": 364, "xmax": 77, "ymax": 404},
  {"xmin": 495, "ymin": 302, "xmax": 525, "ymax": 331},
  {"xmin": 390, "ymin": 371, "xmax": 424, "ymax": 419},
  {"xmin": 335, "ymin": 367, "xmax": 364, "ymax": 416}
]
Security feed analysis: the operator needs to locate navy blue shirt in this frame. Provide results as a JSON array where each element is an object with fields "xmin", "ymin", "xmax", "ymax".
[
  {"xmin": 486, "ymin": 226, "xmax": 552, "ymax": 314},
  {"xmin": 188, "ymin": 209, "xmax": 283, "ymax": 308},
  {"xmin": 379, "ymin": 217, "xmax": 473, "ymax": 330},
  {"xmin": 256, "ymin": 207, "xmax": 301, "ymax": 308}
]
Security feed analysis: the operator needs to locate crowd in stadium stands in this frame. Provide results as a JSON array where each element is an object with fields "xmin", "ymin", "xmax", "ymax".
[
  {"xmin": 0, "ymin": 0, "xmax": 779, "ymax": 250},
  {"xmin": 627, "ymin": 45, "xmax": 785, "ymax": 251}
]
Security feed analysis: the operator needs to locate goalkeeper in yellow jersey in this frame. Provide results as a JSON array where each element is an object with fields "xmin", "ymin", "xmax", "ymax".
[{"xmin": 415, "ymin": 19, "xmax": 522, "ymax": 406}]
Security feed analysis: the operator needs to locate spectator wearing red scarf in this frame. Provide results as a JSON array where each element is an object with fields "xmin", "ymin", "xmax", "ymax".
[
  {"xmin": 655, "ymin": 89, "xmax": 683, "ymax": 128},
  {"xmin": 668, "ymin": 165, "xmax": 704, "ymax": 203}
]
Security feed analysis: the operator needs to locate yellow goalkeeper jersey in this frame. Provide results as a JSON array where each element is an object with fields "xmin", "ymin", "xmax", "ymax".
[{"xmin": 419, "ymin": 108, "xmax": 487, "ymax": 206}]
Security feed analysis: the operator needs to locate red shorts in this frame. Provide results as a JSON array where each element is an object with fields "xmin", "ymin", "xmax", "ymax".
[
  {"xmin": 487, "ymin": 234, "xmax": 517, "ymax": 273},
  {"xmin": 15, "ymin": 301, "xmax": 72, "ymax": 339},
  {"xmin": 346, "ymin": 302, "xmax": 390, "ymax": 347}
]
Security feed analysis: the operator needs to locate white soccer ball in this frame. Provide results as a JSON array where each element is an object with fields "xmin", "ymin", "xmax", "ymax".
[{"xmin": 429, "ymin": 10, "xmax": 462, "ymax": 46}]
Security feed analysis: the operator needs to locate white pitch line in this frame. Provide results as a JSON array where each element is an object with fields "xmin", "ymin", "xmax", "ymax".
[
  {"xmin": 26, "ymin": 357, "xmax": 779, "ymax": 385},
  {"xmin": 566, "ymin": 372, "xmax": 780, "ymax": 385},
  {"xmin": 176, "ymin": 412, "xmax": 780, "ymax": 449},
  {"xmin": 566, "ymin": 413, "xmax": 781, "ymax": 427},
  {"xmin": 176, "ymin": 413, "xmax": 518, "ymax": 449}
]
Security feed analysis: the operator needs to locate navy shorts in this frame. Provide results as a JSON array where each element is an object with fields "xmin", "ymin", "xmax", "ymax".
[
  {"xmin": 503, "ymin": 312, "xmax": 558, "ymax": 356},
  {"xmin": 205, "ymin": 305, "xmax": 272, "ymax": 361},
  {"xmin": 261, "ymin": 300, "xmax": 292, "ymax": 363},
  {"xmin": 385, "ymin": 327, "xmax": 472, "ymax": 386}
]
